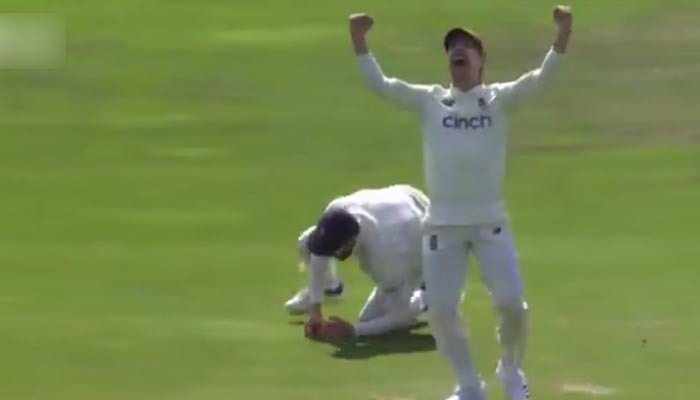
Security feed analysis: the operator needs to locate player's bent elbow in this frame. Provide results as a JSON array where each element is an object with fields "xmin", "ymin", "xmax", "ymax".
[{"xmin": 361, "ymin": 75, "xmax": 392, "ymax": 94}]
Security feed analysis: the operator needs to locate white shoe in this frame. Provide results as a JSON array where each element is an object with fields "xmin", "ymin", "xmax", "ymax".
[
  {"xmin": 409, "ymin": 289, "xmax": 428, "ymax": 313},
  {"xmin": 446, "ymin": 381, "xmax": 487, "ymax": 400},
  {"xmin": 284, "ymin": 289, "xmax": 311, "ymax": 315},
  {"xmin": 496, "ymin": 360, "xmax": 530, "ymax": 400},
  {"xmin": 284, "ymin": 283, "xmax": 344, "ymax": 315}
]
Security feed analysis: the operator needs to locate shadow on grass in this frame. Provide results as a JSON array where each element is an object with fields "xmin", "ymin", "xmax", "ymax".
[{"xmin": 329, "ymin": 322, "xmax": 435, "ymax": 360}]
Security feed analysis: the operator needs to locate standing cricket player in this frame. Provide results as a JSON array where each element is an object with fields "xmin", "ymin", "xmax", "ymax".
[
  {"xmin": 296, "ymin": 185, "xmax": 430, "ymax": 340},
  {"xmin": 349, "ymin": 6, "xmax": 572, "ymax": 400}
]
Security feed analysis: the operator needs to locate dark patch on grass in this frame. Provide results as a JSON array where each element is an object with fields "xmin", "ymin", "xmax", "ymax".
[{"xmin": 330, "ymin": 328, "xmax": 435, "ymax": 360}]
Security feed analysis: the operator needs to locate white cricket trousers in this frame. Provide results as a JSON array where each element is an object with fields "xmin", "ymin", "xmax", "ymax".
[
  {"xmin": 355, "ymin": 281, "xmax": 426, "ymax": 337},
  {"xmin": 422, "ymin": 223, "xmax": 529, "ymax": 392}
]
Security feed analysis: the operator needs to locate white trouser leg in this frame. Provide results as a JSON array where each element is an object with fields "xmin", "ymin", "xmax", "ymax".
[
  {"xmin": 423, "ymin": 227, "xmax": 482, "ymax": 392},
  {"xmin": 355, "ymin": 285, "xmax": 417, "ymax": 336},
  {"xmin": 358, "ymin": 287, "xmax": 386, "ymax": 322},
  {"xmin": 472, "ymin": 224, "xmax": 528, "ymax": 369}
]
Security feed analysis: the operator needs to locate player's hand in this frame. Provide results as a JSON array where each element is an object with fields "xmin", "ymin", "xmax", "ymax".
[
  {"xmin": 318, "ymin": 316, "xmax": 355, "ymax": 341},
  {"xmin": 349, "ymin": 13, "xmax": 374, "ymax": 37},
  {"xmin": 304, "ymin": 317, "xmax": 325, "ymax": 339},
  {"xmin": 552, "ymin": 5, "xmax": 572, "ymax": 53},
  {"xmin": 553, "ymin": 5, "xmax": 573, "ymax": 32},
  {"xmin": 304, "ymin": 303, "xmax": 325, "ymax": 339}
]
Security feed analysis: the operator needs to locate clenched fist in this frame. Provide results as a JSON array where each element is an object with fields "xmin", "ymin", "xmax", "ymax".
[
  {"xmin": 553, "ymin": 5, "xmax": 573, "ymax": 32},
  {"xmin": 349, "ymin": 13, "xmax": 374, "ymax": 37},
  {"xmin": 552, "ymin": 5, "xmax": 572, "ymax": 53}
]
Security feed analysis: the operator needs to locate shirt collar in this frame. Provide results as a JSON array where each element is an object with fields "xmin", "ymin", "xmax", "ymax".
[{"xmin": 449, "ymin": 83, "xmax": 485, "ymax": 97}]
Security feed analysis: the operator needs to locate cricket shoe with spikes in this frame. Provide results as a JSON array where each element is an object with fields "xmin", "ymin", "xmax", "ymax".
[
  {"xmin": 496, "ymin": 359, "xmax": 531, "ymax": 400},
  {"xmin": 283, "ymin": 282, "xmax": 344, "ymax": 315}
]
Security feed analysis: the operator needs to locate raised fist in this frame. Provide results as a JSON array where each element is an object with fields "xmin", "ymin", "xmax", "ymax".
[
  {"xmin": 553, "ymin": 5, "xmax": 573, "ymax": 32},
  {"xmin": 349, "ymin": 13, "xmax": 374, "ymax": 37}
]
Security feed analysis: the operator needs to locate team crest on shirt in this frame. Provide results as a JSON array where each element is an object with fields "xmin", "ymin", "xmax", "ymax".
[
  {"xmin": 441, "ymin": 97, "xmax": 455, "ymax": 107},
  {"xmin": 429, "ymin": 234, "xmax": 438, "ymax": 251},
  {"xmin": 478, "ymin": 97, "xmax": 488, "ymax": 110}
]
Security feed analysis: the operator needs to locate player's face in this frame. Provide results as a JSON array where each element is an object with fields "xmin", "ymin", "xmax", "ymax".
[
  {"xmin": 447, "ymin": 40, "xmax": 483, "ymax": 84},
  {"xmin": 333, "ymin": 237, "xmax": 357, "ymax": 261}
]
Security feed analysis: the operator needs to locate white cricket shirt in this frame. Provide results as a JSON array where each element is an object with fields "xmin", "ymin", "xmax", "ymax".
[
  {"xmin": 358, "ymin": 49, "xmax": 562, "ymax": 226},
  {"xmin": 300, "ymin": 185, "xmax": 427, "ymax": 304}
]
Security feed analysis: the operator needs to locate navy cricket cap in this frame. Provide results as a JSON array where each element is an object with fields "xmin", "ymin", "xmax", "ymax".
[
  {"xmin": 443, "ymin": 27, "xmax": 484, "ymax": 54},
  {"xmin": 306, "ymin": 209, "xmax": 360, "ymax": 257}
]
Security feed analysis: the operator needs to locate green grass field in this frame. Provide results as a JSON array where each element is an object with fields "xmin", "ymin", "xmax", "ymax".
[{"xmin": 1, "ymin": 0, "xmax": 699, "ymax": 399}]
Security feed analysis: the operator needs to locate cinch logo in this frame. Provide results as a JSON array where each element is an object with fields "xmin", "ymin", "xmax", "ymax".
[{"xmin": 442, "ymin": 115, "xmax": 492, "ymax": 130}]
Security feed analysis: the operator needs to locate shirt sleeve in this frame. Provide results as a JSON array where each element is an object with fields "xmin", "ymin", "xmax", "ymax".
[
  {"xmin": 358, "ymin": 53, "xmax": 434, "ymax": 112},
  {"xmin": 307, "ymin": 255, "xmax": 330, "ymax": 304},
  {"xmin": 297, "ymin": 226, "xmax": 315, "ymax": 263},
  {"xmin": 492, "ymin": 48, "xmax": 562, "ymax": 105}
]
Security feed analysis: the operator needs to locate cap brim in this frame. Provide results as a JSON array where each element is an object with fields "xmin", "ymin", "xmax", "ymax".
[{"xmin": 443, "ymin": 27, "xmax": 480, "ymax": 51}]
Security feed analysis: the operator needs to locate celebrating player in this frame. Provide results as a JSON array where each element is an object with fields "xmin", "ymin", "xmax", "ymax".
[{"xmin": 350, "ymin": 6, "xmax": 572, "ymax": 400}]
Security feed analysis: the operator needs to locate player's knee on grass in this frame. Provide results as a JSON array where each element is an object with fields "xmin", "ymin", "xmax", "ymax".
[
  {"xmin": 380, "ymin": 311, "xmax": 415, "ymax": 334},
  {"xmin": 357, "ymin": 288, "xmax": 386, "ymax": 322}
]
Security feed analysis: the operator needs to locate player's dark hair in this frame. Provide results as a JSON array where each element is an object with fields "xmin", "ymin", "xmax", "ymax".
[{"xmin": 306, "ymin": 209, "xmax": 360, "ymax": 257}]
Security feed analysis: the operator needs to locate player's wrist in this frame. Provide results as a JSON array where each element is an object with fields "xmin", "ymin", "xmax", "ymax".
[
  {"xmin": 553, "ymin": 32, "xmax": 571, "ymax": 54},
  {"xmin": 352, "ymin": 35, "xmax": 369, "ymax": 55},
  {"xmin": 553, "ymin": 42, "xmax": 568, "ymax": 54},
  {"xmin": 308, "ymin": 303, "xmax": 323, "ymax": 321},
  {"xmin": 556, "ymin": 29, "xmax": 572, "ymax": 40}
]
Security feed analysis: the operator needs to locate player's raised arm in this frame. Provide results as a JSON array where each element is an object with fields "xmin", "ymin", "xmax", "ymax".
[
  {"xmin": 494, "ymin": 5, "xmax": 573, "ymax": 104},
  {"xmin": 552, "ymin": 5, "xmax": 573, "ymax": 54},
  {"xmin": 350, "ymin": 13, "xmax": 432, "ymax": 112},
  {"xmin": 349, "ymin": 13, "xmax": 373, "ymax": 56}
]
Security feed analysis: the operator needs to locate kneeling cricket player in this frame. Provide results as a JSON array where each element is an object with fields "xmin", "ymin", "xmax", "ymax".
[{"xmin": 284, "ymin": 185, "xmax": 430, "ymax": 340}]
